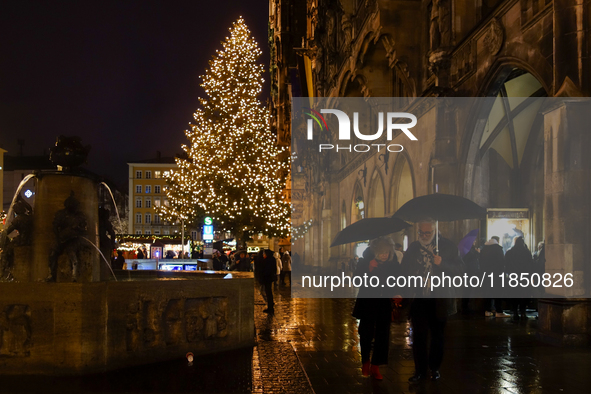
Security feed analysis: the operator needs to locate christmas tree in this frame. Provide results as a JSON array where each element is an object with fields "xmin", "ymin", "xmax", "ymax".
[{"xmin": 158, "ymin": 17, "xmax": 290, "ymax": 245}]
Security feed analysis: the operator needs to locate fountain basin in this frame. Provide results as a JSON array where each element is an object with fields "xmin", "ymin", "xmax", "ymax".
[{"xmin": 0, "ymin": 271, "xmax": 254, "ymax": 375}]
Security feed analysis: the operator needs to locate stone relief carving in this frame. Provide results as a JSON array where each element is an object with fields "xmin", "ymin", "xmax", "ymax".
[
  {"xmin": 126, "ymin": 301, "xmax": 141, "ymax": 352},
  {"xmin": 124, "ymin": 296, "xmax": 229, "ymax": 352},
  {"xmin": 452, "ymin": 40, "xmax": 476, "ymax": 85},
  {"xmin": 430, "ymin": 0, "xmax": 451, "ymax": 51},
  {"xmin": 0, "ymin": 304, "xmax": 31, "ymax": 357},
  {"xmin": 186, "ymin": 297, "xmax": 228, "ymax": 341},
  {"xmin": 483, "ymin": 19, "xmax": 504, "ymax": 56},
  {"xmin": 163, "ymin": 299, "xmax": 183, "ymax": 346}
]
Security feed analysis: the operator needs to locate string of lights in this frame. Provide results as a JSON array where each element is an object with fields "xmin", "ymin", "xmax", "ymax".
[
  {"xmin": 157, "ymin": 17, "xmax": 290, "ymax": 242},
  {"xmin": 291, "ymin": 219, "xmax": 313, "ymax": 241},
  {"xmin": 116, "ymin": 234, "xmax": 191, "ymax": 243}
]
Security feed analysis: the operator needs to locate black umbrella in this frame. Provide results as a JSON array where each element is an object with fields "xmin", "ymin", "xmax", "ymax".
[
  {"xmin": 392, "ymin": 193, "xmax": 486, "ymax": 252},
  {"xmin": 330, "ymin": 217, "xmax": 411, "ymax": 247}
]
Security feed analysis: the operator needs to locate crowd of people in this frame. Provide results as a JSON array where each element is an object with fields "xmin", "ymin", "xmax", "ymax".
[
  {"xmin": 349, "ymin": 221, "xmax": 546, "ymax": 383},
  {"xmin": 465, "ymin": 234, "xmax": 546, "ymax": 319}
]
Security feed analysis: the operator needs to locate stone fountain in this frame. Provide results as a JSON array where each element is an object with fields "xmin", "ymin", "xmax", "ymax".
[{"xmin": 0, "ymin": 137, "xmax": 254, "ymax": 375}]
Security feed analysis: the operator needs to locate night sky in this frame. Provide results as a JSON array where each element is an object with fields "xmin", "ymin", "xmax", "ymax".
[{"xmin": 0, "ymin": 1, "xmax": 270, "ymax": 189}]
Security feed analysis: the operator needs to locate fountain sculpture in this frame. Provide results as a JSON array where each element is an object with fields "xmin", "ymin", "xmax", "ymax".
[{"xmin": 0, "ymin": 137, "xmax": 254, "ymax": 375}]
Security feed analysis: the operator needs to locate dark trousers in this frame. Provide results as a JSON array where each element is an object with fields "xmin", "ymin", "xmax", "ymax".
[
  {"xmin": 512, "ymin": 298, "xmax": 527, "ymax": 315},
  {"xmin": 264, "ymin": 282, "xmax": 274, "ymax": 312},
  {"xmin": 280, "ymin": 271, "xmax": 291, "ymax": 285},
  {"xmin": 410, "ymin": 300, "xmax": 446, "ymax": 374},
  {"xmin": 358, "ymin": 316, "xmax": 390, "ymax": 365}
]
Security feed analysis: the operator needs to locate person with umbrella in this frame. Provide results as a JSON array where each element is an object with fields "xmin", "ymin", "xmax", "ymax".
[
  {"xmin": 401, "ymin": 220, "xmax": 464, "ymax": 382},
  {"xmin": 352, "ymin": 236, "xmax": 399, "ymax": 380},
  {"xmin": 329, "ymin": 216, "xmax": 411, "ymax": 380}
]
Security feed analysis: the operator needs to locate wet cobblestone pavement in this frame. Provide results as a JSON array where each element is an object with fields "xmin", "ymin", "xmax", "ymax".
[{"xmin": 258, "ymin": 285, "xmax": 591, "ymax": 394}]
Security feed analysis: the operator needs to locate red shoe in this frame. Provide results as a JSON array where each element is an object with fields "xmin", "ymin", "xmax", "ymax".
[
  {"xmin": 370, "ymin": 365, "xmax": 383, "ymax": 380},
  {"xmin": 362, "ymin": 361, "xmax": 371, "ymax": 377}
]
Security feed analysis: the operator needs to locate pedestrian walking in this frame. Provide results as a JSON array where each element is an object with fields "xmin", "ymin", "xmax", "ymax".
[
  {"xmin": 402, "ymin": 221, "xmax": 464, "ymax": 382},
  {"xmin": 352, "ymin": 237, "xmax": 399, "ymax": 380},
  {"xmin": 480, "ymin": 236, "xmax": 511, "ymax": 317},
  {"xmin": 273, "ymin": 251, "xmax": 282, "ymax": 289},
  {"xmin": 505, "ymin": 236, "xmax": 534, "ymax": 320},
  {"xmin": 281, "ymin": 251, "xmax": 291, "ymax": 286},
  {"xmin": 253, "ymin": 250, "xmax": 267, "ymax": 302},
  {"xmin": 261, "ymin": 249, "xmax": 277, "ymax": 314}
]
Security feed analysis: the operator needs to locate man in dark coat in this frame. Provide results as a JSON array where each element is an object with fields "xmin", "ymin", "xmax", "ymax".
[
  {"xmin": 212, "ymin": 251, "xmax": 225, "ymax": 271},
  {"xmin": 233, "ymin": 252, "xmax": 251, "ymax": 272},
  {"xmin": 480, "ymin": 236, "xmax": 510, "ymax": 317},
  {"xmin": 505, "ymin": 236, "xmax": 534, "ymax": 319},
  {"xmin": 402, "ymin": 221, "xmax": 464, "ymax": 382},
  {"xmin": 261, "ymin": 249, "xmax": 277, "ymax": 314}
]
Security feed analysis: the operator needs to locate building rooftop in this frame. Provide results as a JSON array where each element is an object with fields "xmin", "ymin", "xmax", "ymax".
[{"xmin": 128, "ymin": 157, "xmax": 177, "ymax": 165}]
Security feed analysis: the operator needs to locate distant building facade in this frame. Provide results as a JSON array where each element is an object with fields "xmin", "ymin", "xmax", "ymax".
[{"xmin": 127, "ymin": 156, "xmax": 178, "ymax": 236}]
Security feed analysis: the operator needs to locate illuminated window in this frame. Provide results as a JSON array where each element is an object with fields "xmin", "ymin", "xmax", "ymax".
[
  {"xmin": 164, "ymin": 199, "xmax": 169, "ymax": 207},
  {"xmin": 145, "ymin": 213, "xmax": 151, "ymax": 224},
  {"xmin": 145, "ymin": 198, "xmax": 151, "ymax": 208},
  {"xmin": 163, "ymin": 171, "xmax": 170, "ymax": 177},
  {"xmin": 136, "ymin": 213, "xmax": 142, "ymax": 224},
  {"xmin": 136, "ymin": 170, "xmax": 142, "ymax": 179},
  {"xmin": 154, "ymin": 185, "xmax": 161, "ymax": 194},
  {"xmin": 145, "ymin": 185, "xmax": 151, "ymax": 194},
  {"xmin": 155, "ymin": 171, "xmax": 161, "ymax": 179},
  {"xmin": 146, "ymin": 171, "xmax": 151, "ymax": 179},
  {"xmin": 136, "ymin": 198, "xmax": 142, "ymax": 208},
  {"xmin": 154, "ymin": 198, "xmax": 161, "ymax": 207},
  {"xmin": 136, "ymin": 185, "xmax": 142, "ymax": 194}
]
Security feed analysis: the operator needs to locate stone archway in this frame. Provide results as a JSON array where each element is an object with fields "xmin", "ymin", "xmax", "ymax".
[
  {"xmin": 367, "ymin": 169, "xmax": 385, "ymax": 218},
  {"xmin": 389, "ymin": 153, "xmax": 415, "ymax": 248},
  {"xmin": 465, "ymin": 68, "xmax": 547, "ymax": 252}
]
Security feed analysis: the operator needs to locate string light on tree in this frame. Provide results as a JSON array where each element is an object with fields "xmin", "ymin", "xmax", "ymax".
[
  {"xmin": 157, "ymin": 17, "xmax": 290, "ymax": 245},
  {"xmin": 291, "ymin": 219, "xmax": 313, "ymax": 241}
]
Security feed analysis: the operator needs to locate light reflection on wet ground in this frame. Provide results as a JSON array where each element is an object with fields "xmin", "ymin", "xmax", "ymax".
[{"xmin": 260, "ymin": 286, "xmax": 591, "ymax": 394}]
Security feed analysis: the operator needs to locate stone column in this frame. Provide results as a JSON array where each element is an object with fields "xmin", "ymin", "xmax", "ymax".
[
  {"xmin": 429, "ymin": 100, "xmax": 463, "ymax": 240},
  {"xmin": 553, "ymin": 0, "xmax": 589, "ymax": 95},
  {"xmin": 538, "ymin": 100, "xmax": 591, "ymax": 345}
]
